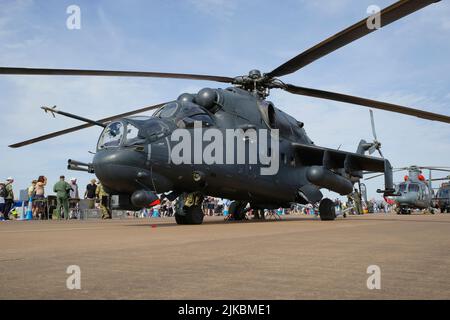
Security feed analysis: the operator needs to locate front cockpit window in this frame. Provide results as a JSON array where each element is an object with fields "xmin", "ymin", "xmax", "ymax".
[
  {"xmin": 408, "ymin": 184, "xmax": 419, "ymax": 192},
  {"xmin": 97, "ymin": 121, "xmax": 124, "ymax": 149}
]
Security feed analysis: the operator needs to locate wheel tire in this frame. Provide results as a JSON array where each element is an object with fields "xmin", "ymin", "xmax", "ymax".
[
  {"xmin": 319, "ymin": 198, "xmax": 336, "ymax": 221},
  {"xmin": 183, "ymin": 205, "xmax": 204, "ymax": 225},
  {"xmin": 175, "ymin": 213, "xmax": 185, "ymax": 225},
  {"xmin": 229, "ymin": 201, "xmax": 247, "ymax": 220}
]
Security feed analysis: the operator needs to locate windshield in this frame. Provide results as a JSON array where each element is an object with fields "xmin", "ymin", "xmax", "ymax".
[
  {"xmin": 398, "ymin": 183, "xmax": 407, "ymax": 192},
  {"xmin": 408, "ymin": 184, "xmax": 419, "ymax": 192},
  {"xmin": 97, "ymin": 122, "xmax": 124, "ymax": 149}
]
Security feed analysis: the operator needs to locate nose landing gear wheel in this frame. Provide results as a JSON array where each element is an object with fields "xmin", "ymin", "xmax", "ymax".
[{"xmin": 319, "ymin": 198, "xmax": 336, "ymax": 221}]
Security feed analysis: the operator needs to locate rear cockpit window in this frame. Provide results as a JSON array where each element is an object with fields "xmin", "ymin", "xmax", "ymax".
[
  {"xmin": 177, "ymin": 113, "xmax": 214, "ymax": 128},
  {"xmin": 153, "ymin": 102, "xmax": 179, "ymax": 118},
  {"xmin": 125, "ymin": 123, "xmax": 144, "ymax": 145}
]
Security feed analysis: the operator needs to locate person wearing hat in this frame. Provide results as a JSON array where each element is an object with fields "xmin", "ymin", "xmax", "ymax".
[
  {"xmin": 53, "ymin": 175, "xmax": 72, "ymax": 219},
  {"xmin": 68, "ymin": 178, "xmax": 80, "ymax": 219},
  {"xmin": 3, "ymin": 178, "xmax": 15, "ymax": 220},
  {"xmin": 84, "ymin": 179, "xmax": 97, "ymax": 209},
  {"xmin": 69, "ymin": 178, "xmax": 79, "ymax": 199}
]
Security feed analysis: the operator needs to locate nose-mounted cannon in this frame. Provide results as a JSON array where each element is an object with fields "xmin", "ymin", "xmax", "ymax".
[{"xmin": 68, "ymin": 159, "xmax": 95, "ymax": 173}]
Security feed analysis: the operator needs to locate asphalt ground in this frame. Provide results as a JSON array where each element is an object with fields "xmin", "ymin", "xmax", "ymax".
[{"xmin": 0, "ymin": 213, "xmax": 449, "ymax": 299}]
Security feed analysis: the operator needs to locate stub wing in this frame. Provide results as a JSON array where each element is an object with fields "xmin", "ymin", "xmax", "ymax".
[{"xmin": 292, "ymin": 143, "xmax": 395, "ymax": 195}]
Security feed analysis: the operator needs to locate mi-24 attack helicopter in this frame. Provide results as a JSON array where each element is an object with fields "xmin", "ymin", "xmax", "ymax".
[
  {"xmin": 2, "ymin": 0, "xmax": 450, "ymax": 224},
  {"xmin": 366, "ymin": 166, "xmax": 450, "ymax": 214}
]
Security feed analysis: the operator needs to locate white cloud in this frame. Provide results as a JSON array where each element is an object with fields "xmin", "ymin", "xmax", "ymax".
[{"xmin": 187, "ymin": 0, "xmax": 237, "ymax": 18}]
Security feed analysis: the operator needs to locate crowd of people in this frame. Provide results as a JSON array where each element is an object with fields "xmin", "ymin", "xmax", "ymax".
[
  {"xmin": 0, "ymin": 175, "xmax": 393, "ymax": 221},
  {"xmin": 0, "ymin": 176, "xmax": 112, "ymax": 220}
]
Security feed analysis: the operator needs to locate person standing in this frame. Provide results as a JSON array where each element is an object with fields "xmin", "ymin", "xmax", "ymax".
[
  {"xmin": 68, "ymin": 178, "xmax": 80, "ymax": 219},
  {"xmin": 28, "ymin": 180, "xmax": 37, "ymax": 218},
  {"xmin": 34, "ymin": 176, "xmax": 47, "ymax": 219},
  {"xmin": 53, "ymin": 175, "xmax": 71, "ymax": 219},
  {"xmin": 4, "ymin": 177, "xmax": 15, "ymax": 220},
  {"xmin": 28, "ymin": 180, "xmax": 37, "ymax": 198},
  {"xmin": 84, "ymin": 179, "xmax": 97, "ymax": 209},
  {"xmin": 0, "ymin": 182, "xmax": 6, "ymax": 219},
  {"xmin": 69, "ymin": 178, "xmax": 79, "ymax": 199},
  {"xmin": 96, "ymin": 182, "xmax": 111, "ymax": 219},
  {"xmin": 352, "ymin": 188, "xmax": 363, "ymax": 215}
]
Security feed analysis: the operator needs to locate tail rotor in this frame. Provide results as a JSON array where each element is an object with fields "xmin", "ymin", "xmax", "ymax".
[{"xmin": 368, "ymin": 110, "xmax": 383, "ymax": 158}]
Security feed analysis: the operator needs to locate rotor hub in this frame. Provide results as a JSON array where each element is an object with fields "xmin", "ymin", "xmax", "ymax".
[{"xmin": 232, "ymin": 70, "xmax": 284, "ymax": 98}]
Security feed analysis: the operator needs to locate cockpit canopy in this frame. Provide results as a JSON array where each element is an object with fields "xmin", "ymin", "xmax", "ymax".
[{"xmin": 153, "ymin": 101, "xmax": 214, "ymax": 128}]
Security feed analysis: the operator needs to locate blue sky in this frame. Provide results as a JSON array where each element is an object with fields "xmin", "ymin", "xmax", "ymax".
[{"xmin": 0, "ymin": 0, "xmax": 449, "ymax": 199}]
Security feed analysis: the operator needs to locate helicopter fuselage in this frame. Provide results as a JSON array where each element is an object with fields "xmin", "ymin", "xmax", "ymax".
[{"xmin": 88, "ymin": 86, "xmax": 390, "ymax": 211}]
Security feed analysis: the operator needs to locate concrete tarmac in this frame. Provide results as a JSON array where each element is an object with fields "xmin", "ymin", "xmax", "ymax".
[{"xmin": 0, "ymin": 213, "xmax": 449, "ymax": 299}]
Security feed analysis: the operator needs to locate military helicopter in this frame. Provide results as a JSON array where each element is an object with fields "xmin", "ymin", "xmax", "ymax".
[
  {"xmin": 366, "ymin": 166, "xmax": 450, "ymax": 214},
  {"xmin": 1, "ymin": 0, "xmax": 450, "ymax": 224},
  {"xmin": 433, "ymin": 179, "xmax": 450, "ymax": 213}
]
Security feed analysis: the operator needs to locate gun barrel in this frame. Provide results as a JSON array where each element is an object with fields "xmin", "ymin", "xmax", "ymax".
[
  {"xmin": 67, "ymin": 159, "xmax": 95, "ymax": 173},
  {"xmin": 67, "ymin": 164, "xmax": 89, "ymax": 172},
  {"xmin": 68, "ymin": 159, "xmax": 90, "ymax": 167}
]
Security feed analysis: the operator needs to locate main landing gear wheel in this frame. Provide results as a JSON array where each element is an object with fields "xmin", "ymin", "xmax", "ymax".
[
  {"xmin": 319, "ymin": 198, "xmax": 336, "ymax": 221},
  {"xmin": 229, "ymin": 201, "xmax": 248, "ymax": 220},
  {"xmin": 175, "ymin": 205, "xmax": 204, "ymax": 225}
]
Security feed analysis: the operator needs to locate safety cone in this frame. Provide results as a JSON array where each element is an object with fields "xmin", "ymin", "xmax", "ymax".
[
  {"xmin": 18, "ymin": 201, "xmax": 25, "ymax": 220},
  {"xmin": 25, "ymin": 198, "xmax": 33, "ymax": 220}
]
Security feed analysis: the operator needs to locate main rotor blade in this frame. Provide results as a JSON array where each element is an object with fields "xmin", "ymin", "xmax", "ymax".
[
  {"xmin": 418, "ymin": 166, "xmax": 450, "ymax": 170},
  {"xmin": 364, "ymin": 172, "xmax": 386, "ymax": 181},
  {"xmin": 0, "ymin": 67, "xmax": 234, "ymax": 83},
  {"xmin": 431, "ymin": 176, "xmax": 450, "ymax": 181},
  {"xmin": 364, "ymin": 168, "xmax": 404, "ymax": 180},
  {"xmin": 9, "ymin": 102, "xmax": 167, "ymax": 148},
  {"xmin": 267, "ymin": 0, "xmax": 441, "ymax": 78},
  {"xmin": 421, "ymin": 168, "xmax": 450, "ymax": 173},
  {"xmin": 284, "ymin": 84, "xmax": 450, "ymax": 124}
]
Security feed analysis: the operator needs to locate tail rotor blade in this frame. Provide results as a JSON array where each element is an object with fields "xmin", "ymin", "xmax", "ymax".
[{"xmin": 370, "ymin": 109, "xmax": 378, "ymax": 141}]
